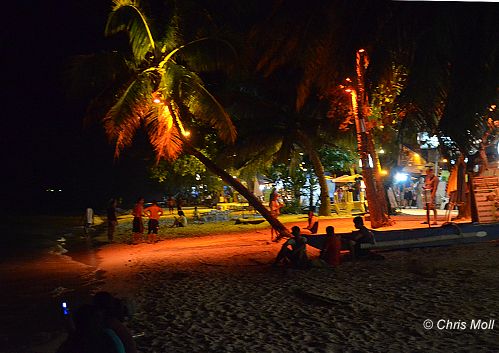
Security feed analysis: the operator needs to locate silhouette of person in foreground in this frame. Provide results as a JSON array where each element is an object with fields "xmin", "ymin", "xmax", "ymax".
[
  {"xmin": 57, "ymin": 304, "xmax": 124, "ymax": 353},
  {"xmin": 93, "ymin": 291, "xmax": 137, "ymax": 353}
]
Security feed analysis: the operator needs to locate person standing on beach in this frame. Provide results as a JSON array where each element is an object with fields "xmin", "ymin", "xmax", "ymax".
[
  {"xmin": 131, "ymin": 197, "xmax": 144, "ymax": 244},
  {"xmin": 423, "ymin": 167, "xmax": 439, "ymax": 225},
  {"xmin": 167, "ymin": 196, "xmax": 175, "ymax": 214},
  {"xmin": 83, "ymin": 207, "xmax": 94, "ymax": 237},
  {"xmin": 269, "ymin": 189, "xmax": 283, "ymax": 241},
  {"xmin": 144, "ymin": 200, "xmax": 163, "ymax": 243}
]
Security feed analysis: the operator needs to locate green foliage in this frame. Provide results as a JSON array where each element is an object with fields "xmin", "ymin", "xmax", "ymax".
[{"xmin": 319, "ymin": 145, "xmax": 357, "ymax": 173}]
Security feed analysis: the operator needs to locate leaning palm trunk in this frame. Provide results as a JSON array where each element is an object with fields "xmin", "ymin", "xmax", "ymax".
[
  {"xmin": 296, "ymin": 131, "xmax": 332, "ymax": 216},
  {"xmin": 182, "ymin": 141, "xmax": 290, "ymax": 238}
]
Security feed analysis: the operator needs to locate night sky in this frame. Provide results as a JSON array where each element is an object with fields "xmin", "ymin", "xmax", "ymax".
[
  {"xmin": 2, "ymin": 1, "xmax": 497, "ymax": 212},
  {"xmin": 3, "ymin": 1, "xmax": 122, "ymax": 210}
]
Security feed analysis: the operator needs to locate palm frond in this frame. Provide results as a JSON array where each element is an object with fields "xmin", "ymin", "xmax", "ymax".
[
  {"xmin": 104, "ymin": 71, "xmax": 156, "ymax": 156},
  {"xmin": 144, "ymin": 105, "xmax": 183, "ymax": 161},
  {"xmin": 175, "ymin": 37, "xmax": 239, "ymax": 73},
  {"xmin": 159, "ymin": 63, "xmax": 236, "ymax": 143},
  {"xmin": 106, "ymin": 0, "xmax": 156, "ymax": 62}
]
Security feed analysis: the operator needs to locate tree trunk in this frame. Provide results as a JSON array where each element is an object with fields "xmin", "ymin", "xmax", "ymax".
[
  {"xmin": 354, "ymin": 49, "xmax": 391, "ymax": 228},
  {"xmin": 296, "ymin": 131, "xmax": 332, "ymax": 216},
  {"xmin": 183, "ymin": 142, "xmax": 290, "ymax": 238}
]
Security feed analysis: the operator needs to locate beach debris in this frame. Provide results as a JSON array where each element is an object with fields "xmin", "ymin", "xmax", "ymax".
[{"xmin": 50, "ymin": 286, "xmax": 74, "ymax": 297}]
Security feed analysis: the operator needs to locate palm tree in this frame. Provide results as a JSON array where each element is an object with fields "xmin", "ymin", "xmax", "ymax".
[
  {"xmin": 248, "ymin": 0, "xmax": 498, "ymax": 226},
  {"xmin": 74, "ymin": 0, "xmax": 289, "ymax": 237},
  {"xmin": 217, "ymin": 77, "xmax": 334, "ymax": 216}
]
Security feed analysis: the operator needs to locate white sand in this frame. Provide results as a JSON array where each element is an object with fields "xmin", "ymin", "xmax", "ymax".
[{"xmin": 97, "ymin": 227, "xmax": 499, "ymax": 353}]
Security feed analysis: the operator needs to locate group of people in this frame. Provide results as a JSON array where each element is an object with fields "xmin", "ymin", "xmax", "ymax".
[
  {"xmin": 131, "ymin": 197, "xmax": 187, "ymax": 244},
  {"xmin": 57, "ymin": 291, "xmax": 136, "ymax": 353},
  {"xmin": 273, "ymin": 216, "xmax": 376, "ymax": 269}
]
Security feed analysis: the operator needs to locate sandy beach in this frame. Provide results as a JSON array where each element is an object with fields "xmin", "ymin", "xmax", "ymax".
[
  {"xmin": 1, "ymin": 213, "xmax": 498, "ymax": 352},
  {"xmin": 96, "ymin": 228, "xmax": 499, "ymax": 353}
]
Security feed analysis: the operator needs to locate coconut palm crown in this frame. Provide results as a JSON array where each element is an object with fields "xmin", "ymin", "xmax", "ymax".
[{"xmin": 103, "ymin": 0, "xmax": 236, "ymax": 161}]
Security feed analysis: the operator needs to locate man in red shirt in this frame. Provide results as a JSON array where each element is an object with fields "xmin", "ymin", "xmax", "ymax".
[{"xmin": 144, "ymin": 200, "xmax": 164, "ymax": 243}]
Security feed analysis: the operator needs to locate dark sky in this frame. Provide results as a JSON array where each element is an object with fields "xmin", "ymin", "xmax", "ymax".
[
  {"xmin": 1, "ymin": 1, "xmax": 497, "ymax": 211},
  {"xmin": 2, "ymin": 1, "xmax": 115, "ymax": 209}
]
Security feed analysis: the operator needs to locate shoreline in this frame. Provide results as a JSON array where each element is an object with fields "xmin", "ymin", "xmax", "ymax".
[{"xmin": 0, "ymin": 228, "xmax": 108, "ymax": 352}]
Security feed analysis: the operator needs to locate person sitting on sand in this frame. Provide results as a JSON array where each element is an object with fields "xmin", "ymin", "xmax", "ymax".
[
  {"xmin": 320, "ymin": 226, "xmax": 341, "ymax": 266},
  {"xmin": 301, "ymin": 210, "xmax": 319, "ymax": 234},
  {"xmin": 171, "ymin": 210, "xmax": 187, "ymax": 227},
  {"xmin": 273, "ymin": 226, "xmax": 309, "ymax": 269},
  {"xmin": 341, "ymin": 216, "xmax": 375, "ymax": 258},
  {"xmin": 93, "ymin": 291, "xmax": 137, "ymax": 353}
]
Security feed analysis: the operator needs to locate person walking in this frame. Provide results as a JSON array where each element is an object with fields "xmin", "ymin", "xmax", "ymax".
[
  {"xmin": 107, "ymin": 199, "xmax": 118, "ymax": 242},
  {"xmin": 131, "ymin": 197, "xmax": 145, "ymax": 244},
  {"xmin": 143, "ymin": 200, "xmax": 163, "ymax": 243}
]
